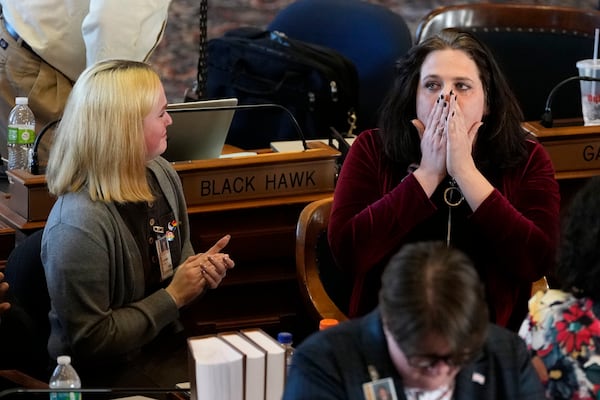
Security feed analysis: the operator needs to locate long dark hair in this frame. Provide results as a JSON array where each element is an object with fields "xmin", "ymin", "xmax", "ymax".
[
  {"xmin": 556, "ymin": 176, "xmax": 600, "ymax": 300},
  {"xmin": 378, "ymin": 29, "xmax": 528, "ymax": 171}
]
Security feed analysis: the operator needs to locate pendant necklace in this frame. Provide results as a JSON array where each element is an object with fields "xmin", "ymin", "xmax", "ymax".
[{"xmin": 443, "ymin": 178, "xmax": 464, "ymax": 246}]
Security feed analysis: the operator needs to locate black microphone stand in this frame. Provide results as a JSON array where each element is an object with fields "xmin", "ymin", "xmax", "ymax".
[
  {"xmin": 29, "ymin": 118, "xmax": 60, "ymax": 175},
  {"xmin": 169, "ymin": 103, "xmax": 309, "ymax": 151},
  {"xmin": 540, "ymin": 75, "xmax": 600, "ymax": 128}
]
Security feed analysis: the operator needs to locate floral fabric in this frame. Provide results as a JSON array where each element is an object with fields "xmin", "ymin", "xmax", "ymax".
[{"xmin": 519, "ymin": 289, "xmax": 600, "ymax": 399}]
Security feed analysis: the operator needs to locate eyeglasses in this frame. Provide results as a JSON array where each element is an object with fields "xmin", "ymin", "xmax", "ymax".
[{"xmin": 406, "ymin": 352, "xmax": 474, "ymax": 370}]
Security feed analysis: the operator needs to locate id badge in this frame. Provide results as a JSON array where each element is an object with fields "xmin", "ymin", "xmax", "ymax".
[
  {"xmin": 362, "ymin": 377, "xmax": 398, "ymax": 400},
  {"xmin": 156, "ymin": 234, "xmax": 174, "ymax": 281}
]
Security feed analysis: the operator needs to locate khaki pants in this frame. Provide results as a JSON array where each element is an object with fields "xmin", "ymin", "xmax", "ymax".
[{"xmin": 0, "ymin": 16, "xmax": 72, "ymax": 168}]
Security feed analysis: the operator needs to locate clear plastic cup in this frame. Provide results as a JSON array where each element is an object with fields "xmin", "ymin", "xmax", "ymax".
[{"xmin": 576, "ymin": 59, "xmax": 600, "ymax": 126}]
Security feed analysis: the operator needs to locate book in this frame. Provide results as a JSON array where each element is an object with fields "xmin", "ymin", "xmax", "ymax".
[
  {"xmin": 241, "ymin": 328, "xmax": 285, "ymax": 400},
  {"xmin": 187, "ymin": 335, "xmax": 244, "ymax": 400},
  {"xmin": 219, "ymin": 331, "xmax": 267, "ymax": 400}
]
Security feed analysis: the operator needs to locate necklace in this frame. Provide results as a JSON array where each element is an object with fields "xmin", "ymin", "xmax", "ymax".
[{"xmin": 443, "ymin": 178, "xmax": 464, "ymax": 246}]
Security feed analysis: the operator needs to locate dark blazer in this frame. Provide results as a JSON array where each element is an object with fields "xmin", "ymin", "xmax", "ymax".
[{"xmin": 282, "ymin": 309, "xmax": 545, "ymax": 400}]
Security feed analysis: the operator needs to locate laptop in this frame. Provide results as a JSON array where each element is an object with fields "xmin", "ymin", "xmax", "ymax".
[{"xmin": 161, "ymin": 98, "xmax": 238, "ymax": 162}]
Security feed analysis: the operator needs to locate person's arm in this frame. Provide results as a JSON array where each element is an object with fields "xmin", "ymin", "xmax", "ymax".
[
  {"xmin": 514, "ymin": 336, "xmax": 547, "ymax": 399},
  {"xmin": 42, "ymin": 214, "xmax": 178, "ymax": 361},
  {"xmin": 469, "ymin": 141, "xmax": 560, "ymax": 281},
  {"xmin": 82, "ymin": 0, "xmax": 171, "ymax": 66},
  {"xmin": 328, "ymin": 131, "xmax": 437, "ymax": 276}
]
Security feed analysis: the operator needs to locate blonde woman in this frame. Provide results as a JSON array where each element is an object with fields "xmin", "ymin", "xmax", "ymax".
[{"xmin": 42, "ymin": 59, "xmax": 234, "ymax": 387}]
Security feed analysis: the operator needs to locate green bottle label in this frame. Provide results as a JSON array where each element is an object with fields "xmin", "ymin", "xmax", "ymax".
[
  {"xmin": 17, "ymin": 126, "xmax": 35, "ymax": 145},
  {"xmin": 7, "ymin": 126, "xmax": 17, "ymax": 144},
  {"xmin": 49, "ymin": 392, "xmax": 81, "ymax": 400}
]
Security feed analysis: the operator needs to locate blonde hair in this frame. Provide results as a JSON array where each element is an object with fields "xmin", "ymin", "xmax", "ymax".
[{"xmin": 46, "ymin": 59, "xmax": 162, "ymax": 203}]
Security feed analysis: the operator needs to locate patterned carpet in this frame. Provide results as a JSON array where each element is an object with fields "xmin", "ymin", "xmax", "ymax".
[{"xmin": 151, "ymin": 0, "xmax": 599, "ymax": 103}]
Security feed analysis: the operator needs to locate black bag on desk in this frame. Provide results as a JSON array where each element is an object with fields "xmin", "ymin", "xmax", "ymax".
[{"xmin": 205, "ymin": 27, "xmax": 359, "ymax": 150}]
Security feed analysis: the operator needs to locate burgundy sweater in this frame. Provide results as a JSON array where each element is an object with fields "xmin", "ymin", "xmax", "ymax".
[{"xmin": 328, "ymin": 129, "xmax": 560, "ymax": 329}]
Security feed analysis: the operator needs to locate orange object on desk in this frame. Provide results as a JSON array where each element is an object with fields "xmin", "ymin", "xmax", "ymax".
[{"xmin": 319, "ymin": 318, "xmax": 339, "ymax": 330}]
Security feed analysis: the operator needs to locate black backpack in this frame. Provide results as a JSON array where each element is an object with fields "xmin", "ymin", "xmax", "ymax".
[{"xmin": 204, "ymin": 27, "xmax": 359, "ymax": 150}]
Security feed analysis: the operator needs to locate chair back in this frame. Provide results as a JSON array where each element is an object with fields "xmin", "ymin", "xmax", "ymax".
[
  {"xmin": 416, "ymin": 4, "xmax": 600, "ymax": 121},
  {"xmin": 0, "ymin": 230, "xmax": 50, "ymax": 380},
  {"xmin": 268, "ymin": 0, "xmax": 413, "ymax": 132},
  {"xmin": 532, "ymin": 276, "xmax": 550, "ymax": 296},
  {"xmin": 295, "ymin": 197, "xmax": 349, "ymax": 324}
]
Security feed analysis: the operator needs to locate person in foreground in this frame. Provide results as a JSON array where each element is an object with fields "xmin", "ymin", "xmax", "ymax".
[
  {"xmin": 328, "ymin": 29, "xmax": 560, "ymax": 330},
  {"xmin": 41, "ymin": 59, "xmax": 234, "ymax": 387},
  {"xmin": 0, "ymin": 0, "xmax": 173, "ymax": 169},
  {"xmin": 519, "ymin": 176, "xmax": 600, "ymax": 400},
  {"xmin": 282, "ymin": 241, "xmax": 545, "ymax": 400}
]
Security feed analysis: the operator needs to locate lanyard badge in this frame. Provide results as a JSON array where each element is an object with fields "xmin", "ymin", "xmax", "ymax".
[
  {"xmin": 154, "ymin": 219, "xmax": 179, "ymax": 281},
  {"xmin": 362, "ymin": 365, "xmax": 398, "ymax": 400}
]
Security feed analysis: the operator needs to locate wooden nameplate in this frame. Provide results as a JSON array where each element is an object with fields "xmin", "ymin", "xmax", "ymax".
[
  {"xmin": 0, "ymin": 141, "xmax": 340, "ymax": 223},
  {"xmin": 522, "ymin": 118, "xmax": 600, "ymax": 179}
]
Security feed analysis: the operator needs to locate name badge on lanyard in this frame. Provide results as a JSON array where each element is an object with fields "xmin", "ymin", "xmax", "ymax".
[
  {"xmin": 155, "ymin": 232, "xmax": 174, "ymax": 281},
  {"xmin": 362, "ymin": 365, "xmax": 398, "ymax": 400}
]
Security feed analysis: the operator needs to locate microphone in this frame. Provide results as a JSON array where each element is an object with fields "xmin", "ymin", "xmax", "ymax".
[
  {"xmin": 170, "ymin": 103, "xmax": 309, "ymax": 151},
  {"xmin": 0, "ymin": 386, "xmax": 190, "ymax": 398},
  {"xmin": 540, "ymin": 75, "xmax": 600, "ymax": 128},
  {"xmin": 30, "ymin": 118, "xmax": 60, "ymax": 175}
]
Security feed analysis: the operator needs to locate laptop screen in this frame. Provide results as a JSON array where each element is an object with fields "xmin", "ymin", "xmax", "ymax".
[{"xmin": 161, "ymin": 98, "xmax": 238, "ymax": 162}]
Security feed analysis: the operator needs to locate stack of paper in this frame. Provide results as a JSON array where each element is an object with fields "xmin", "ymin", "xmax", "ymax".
[{"xmin": 187, "ymin": 328, "xmax": 286, "ymax": 400}]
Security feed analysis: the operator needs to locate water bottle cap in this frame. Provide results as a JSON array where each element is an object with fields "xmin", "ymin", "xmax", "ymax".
[
  {"xmin": 57, "ymin": 355, "xmax": 71, "ymax": 365},
  {"xmin": 277, "ymin": 332, "xmax": 293, "ymax": 344},
  {"xmin": 15, "ymin": 97, "xmax": 28, "ymax": 105}
]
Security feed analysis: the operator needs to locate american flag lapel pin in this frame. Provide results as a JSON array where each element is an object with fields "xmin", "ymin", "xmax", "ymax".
[{"xmin": 472, "ymin": 372, "xmax": 486, "ymax": 385}]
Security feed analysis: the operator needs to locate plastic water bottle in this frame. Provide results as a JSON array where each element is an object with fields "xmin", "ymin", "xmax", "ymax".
[
  {"xmin": 7, "ymin": 97, "xmax": 35, "ymax": 171},
  {"xmin": 49, "ymin": 355, "xmax": 82, "ymax": 400},
  {"xmin": 277, "ymin": 332, "xmax": 294, "ymax": 376}
]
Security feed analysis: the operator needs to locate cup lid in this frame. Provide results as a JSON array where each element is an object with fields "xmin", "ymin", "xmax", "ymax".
[{"xmin": 577, "ymin": 59, "xmax": 600, "ymax": 68}]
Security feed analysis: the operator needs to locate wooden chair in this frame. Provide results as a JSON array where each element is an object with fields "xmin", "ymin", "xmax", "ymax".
[
  {"xmin": 0, "ymin": 230, "xmax": 51, "ymax": 381},
  {"xmin": 295, "ymin": 196, "xmax": 349, "ymax": 324},
  {"xmin": 415, "ymin": 4, "xmax": 600, "ymax": 122},
  {"xmin": 532, "ymin": 276, "xmax": 550, "ymax": 296},
  {"xmin": 0, "ymin": 369, "xmax": 48, "ymax": 394}
]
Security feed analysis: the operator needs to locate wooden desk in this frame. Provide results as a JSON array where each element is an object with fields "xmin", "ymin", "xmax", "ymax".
[
  {"xmin": 0, "ymin": 143, "xmax": 339, "ymax": 339},
  {"xmin": 522, "ymin": 119, "xmax": 600, "ymax": 213},
  {"xmin": 522, "ymin": 119, "xmax": 600, "ymax": 179}
]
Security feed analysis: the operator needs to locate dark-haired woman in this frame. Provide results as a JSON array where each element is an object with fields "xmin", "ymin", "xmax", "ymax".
[{"xmin": 328, "ymin": 29, "xmax": 560, "ymax": 330}]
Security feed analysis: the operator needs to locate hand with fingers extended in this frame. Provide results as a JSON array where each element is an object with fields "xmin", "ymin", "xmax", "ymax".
[
  {"xmin": 166, "ymin": 234, "xmax": 235, "ymax": 308},
  {"xmin": 0, "ymin": 271, "xmax": 10, "ymax": 317},
  {"xmin": 443, "ymin": 91, "xmax": 483, "ymax": 181},
  {"xmin": 411, "ymin": 92, "xmax": 450, "ymax": 194}
]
